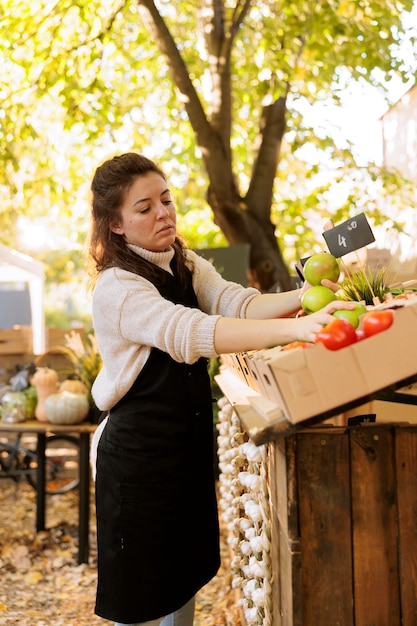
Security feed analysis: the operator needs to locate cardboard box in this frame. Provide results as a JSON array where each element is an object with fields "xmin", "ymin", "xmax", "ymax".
[
  {"xmin": 344, "ymin": 383, "xmax": 417, "ymax": 425},
  {"xmin": 250, "ymin": 298, "xmax": 417, "ymax": 425},
  {"xmin": 220, "ymin": 352, "xmax": 246, "ymax": 385},
  {"xmin": 239, "ymin": 350, "xmax": 264, "ymax": 393},
  {"xmin": 345, "ymin": 399, "xmax": 417, "ymax": 425}
]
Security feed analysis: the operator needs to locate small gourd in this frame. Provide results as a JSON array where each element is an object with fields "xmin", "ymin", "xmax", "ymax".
[
  {"xmin": 44, "ymin": 391, "xmax": 90, "ymax": 425},
  {"xmin": 31, "ymin": 367, "xmax": 59, "ymax": 422},
  {"xmin": 59, "ymin": 378, "xmax": 88, "ymax": 396}
]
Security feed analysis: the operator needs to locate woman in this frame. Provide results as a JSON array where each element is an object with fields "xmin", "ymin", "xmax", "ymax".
[{"xmin": 89, "ymin": 152, "xmax": 353, "ymax": 626}]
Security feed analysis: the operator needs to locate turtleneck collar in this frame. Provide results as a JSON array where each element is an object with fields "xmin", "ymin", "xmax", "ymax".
[{"xmin": 127, "ymin": 243, "xmax": 175, "ymax": 274}]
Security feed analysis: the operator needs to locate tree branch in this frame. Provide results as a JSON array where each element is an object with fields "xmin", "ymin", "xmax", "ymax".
[
  {"xmin": 137, "ymin": 0, "xmax": 238, "ymax": 202},
  {"xmin": 137, "ymin": 0, "xmax": 212, "ymax": 144},
  {"xmin": 201, "ymin": 1, "xmax": 252, "ymax": 163},
  {"xmin": 230, "ymin": 0, "xmax": 252, "ymax": 40},
  {"xmin": 245, "ymin": 94, "xmax": 288, "ymax": 223},
  {"xmin": 245, "ymin": 28, "xmax": 306, "ymax": 223}
]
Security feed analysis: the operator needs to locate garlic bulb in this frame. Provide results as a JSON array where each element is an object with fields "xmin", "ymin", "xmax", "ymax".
[{"xmin": 217, "ymin": 396, "xmax": 273, "ymax": 626}]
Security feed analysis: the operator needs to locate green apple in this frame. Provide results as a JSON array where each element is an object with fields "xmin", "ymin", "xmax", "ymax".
[
  {"xmin": 332, "ymin": 301, "xmax": 367, "ymax": 329},
  {"xmin": 301, "ymin": 285, "xmax": 337, "ymax": 314},
  {"xmin": 303, "ymin": 253, "xmax": 340, "ymax": 286}
]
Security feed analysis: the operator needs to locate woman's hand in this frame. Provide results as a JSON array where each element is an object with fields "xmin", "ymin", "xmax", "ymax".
[
  {"xmin": 294, "ymin": 300, "xmax": 356, "ymax": 343},
  {"xmin": 320, "ymin": 278, "xmax": 342, "ymax": 293},
  {"xmin": 300, "ymin": 277, "xmax": 341, "ymax": 299}
]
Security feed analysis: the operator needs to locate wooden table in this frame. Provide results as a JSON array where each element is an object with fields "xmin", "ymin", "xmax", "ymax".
[{"xmin": 0, "ymin": 420, "xmax": 97, "ymax": 564}]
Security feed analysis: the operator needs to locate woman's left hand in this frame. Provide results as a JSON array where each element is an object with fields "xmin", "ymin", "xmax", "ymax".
[{"xmin": 300, "ymin": 278, "xmax": 341, "ymax": 298}]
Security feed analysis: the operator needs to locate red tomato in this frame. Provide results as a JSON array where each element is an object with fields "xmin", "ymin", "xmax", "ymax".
[
  {"xmin": 315, "ymin": 318, "xmax": 358, "ymax": 351},
  {"xmin": 282, "ymin": 341, "xmax": 314, "ymax": 351},
  {"xmin": 362, "ymin": 309, "xmax": 394, "ymax": 337},
  {"xmin": 355, "ymin": 329, "xmax": 366, "ymax": 341}
]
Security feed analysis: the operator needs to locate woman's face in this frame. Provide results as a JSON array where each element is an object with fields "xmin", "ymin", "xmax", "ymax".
[{"xmin": 110, "ymin": 172, "xmax": 177, "ymax": 252}]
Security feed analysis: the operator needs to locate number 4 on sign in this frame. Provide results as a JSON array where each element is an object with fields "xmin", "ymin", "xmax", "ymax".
[
  {"xmin": 322, "ymin": 213, "xmax": 380, "ymax": 305},
  {"xmin": 322, "ymin": 212, "xmax": 375, "ymax": 257}
]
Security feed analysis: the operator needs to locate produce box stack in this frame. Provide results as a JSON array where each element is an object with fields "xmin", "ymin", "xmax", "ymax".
[
  {"xmin": 249, "ymin": 295, "xmax": 417, "ymax": 428},
  {"xmin": 220, "ymin": 213, "xmax": 417, "ymax": 437}
]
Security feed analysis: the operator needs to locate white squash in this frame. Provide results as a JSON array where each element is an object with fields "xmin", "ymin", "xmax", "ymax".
[{"xmin": 44, "ymin": 391, "xmax": 90, "ymax": 425}]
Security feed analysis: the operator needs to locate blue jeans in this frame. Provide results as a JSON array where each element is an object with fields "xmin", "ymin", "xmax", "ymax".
[{"xmin": 115, "ymin": 596, "xmax": 195, "ymax": 626}]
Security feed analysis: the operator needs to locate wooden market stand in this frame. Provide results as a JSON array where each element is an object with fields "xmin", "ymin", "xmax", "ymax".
[{"xmin": 215, "ymin": 321, "xmax": 417, "ymax": 626}]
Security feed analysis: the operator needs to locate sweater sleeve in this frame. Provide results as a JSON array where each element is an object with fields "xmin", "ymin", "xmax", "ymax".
[
  {"xmin": 93, "ymin": 267, "xmax": 220, "ymax": 365},
  {"xmin": 92, "ymin": 258, "xmax": 260, "ymax": 410}
]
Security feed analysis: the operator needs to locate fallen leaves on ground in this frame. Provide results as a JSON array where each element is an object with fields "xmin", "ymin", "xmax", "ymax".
[{"xmin": 0, "ymin": 480, "xmax": 241, "ymax": 626}]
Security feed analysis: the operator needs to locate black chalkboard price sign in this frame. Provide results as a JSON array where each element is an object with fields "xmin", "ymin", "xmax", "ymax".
[{"xmin": 322, "ymin": 212, "xmax": 375, "ymax": 258}]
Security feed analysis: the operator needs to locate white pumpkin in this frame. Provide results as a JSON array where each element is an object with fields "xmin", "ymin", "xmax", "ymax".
[{"xmin": 44, "ymin": 391, "xmax": 90, "ymax": 425}]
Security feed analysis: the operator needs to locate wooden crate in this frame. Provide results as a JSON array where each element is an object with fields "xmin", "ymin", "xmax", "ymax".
[
  {"xmin": 270, "ymin": 423, "xmax": 417, "ymax": 625},
  {"xmin": 0, "ymin": 326, "xmax": 32, "ymax": 355},
  {"xmin": 46, "ymin": 326, "xmax": 86, "ymax": 348},
  {"xmin": 0, "ymin": 353, "xmax": 34, "ymax": 386}
]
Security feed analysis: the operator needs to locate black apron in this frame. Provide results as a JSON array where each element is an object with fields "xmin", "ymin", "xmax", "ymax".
[{"xmin": 94, "ymin": 261, "xmax": 220, "ymax": 624}]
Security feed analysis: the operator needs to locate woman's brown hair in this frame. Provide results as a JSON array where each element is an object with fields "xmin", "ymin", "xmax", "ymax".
[{"xmin": 89, "ymin": 152, "xmax": 191, "ymax": 285}]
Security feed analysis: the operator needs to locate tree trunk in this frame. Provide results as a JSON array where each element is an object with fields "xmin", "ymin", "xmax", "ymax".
[{"xmin": 207, "ymin": 192, "xmax": 293, "ymax": 292}]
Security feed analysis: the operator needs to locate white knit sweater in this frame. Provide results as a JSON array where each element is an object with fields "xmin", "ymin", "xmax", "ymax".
[{"xmin": 91, "ymin": 244, "xmax": 259, "ymax": 411}]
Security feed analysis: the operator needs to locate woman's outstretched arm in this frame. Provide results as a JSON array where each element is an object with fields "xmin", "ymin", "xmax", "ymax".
[{"xmin": 214, "ymin": 299, "xmax": 355, "ymax": 354}]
